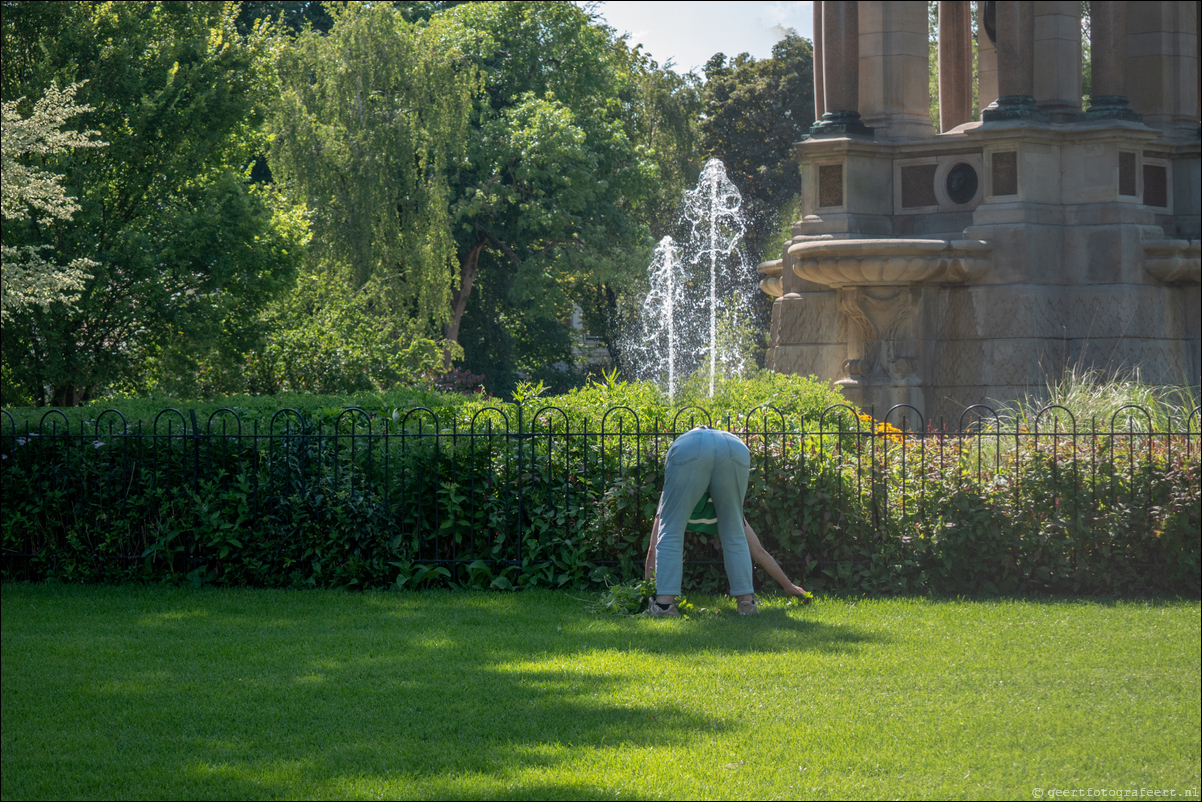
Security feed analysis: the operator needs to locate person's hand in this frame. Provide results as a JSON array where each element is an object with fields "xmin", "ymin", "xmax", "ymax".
[{"xmin": 786, "ymin": 583, "xmax": 812, "ymax": 602}]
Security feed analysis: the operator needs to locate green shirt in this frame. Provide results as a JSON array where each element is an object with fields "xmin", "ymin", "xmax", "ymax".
[{"xmin": 686, "ymin": 496, "xmax": 718, "ymax": 535}]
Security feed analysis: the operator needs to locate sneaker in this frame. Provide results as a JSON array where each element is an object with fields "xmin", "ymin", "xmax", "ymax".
[
  {"xmin": 646, "ymin": 600, "xmax": 679, "ymax": 618},
  {"xmin": 737, "ymin": 596, "xmax": 759, "ymax": 615}
]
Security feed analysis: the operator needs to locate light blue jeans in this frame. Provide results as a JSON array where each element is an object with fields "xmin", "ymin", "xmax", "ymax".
[{"xmin": 655, "ymin": 426, "xmax": 754, "ymax": 597}]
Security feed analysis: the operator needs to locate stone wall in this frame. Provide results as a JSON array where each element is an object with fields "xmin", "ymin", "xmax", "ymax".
[{"xmin": 767, "ymin": 1, "xmax": 1200, "ymax": 424}]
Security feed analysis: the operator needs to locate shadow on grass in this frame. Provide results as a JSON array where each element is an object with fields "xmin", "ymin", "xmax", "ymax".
[{"xmin": 0, "ymin": 586, "xmax": 887, "ymax": 799}]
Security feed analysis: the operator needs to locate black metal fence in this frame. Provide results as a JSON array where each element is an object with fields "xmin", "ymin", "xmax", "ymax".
[{"xmin": 2, "ymin": 403, "xmax": 1199, "ymax": 592}]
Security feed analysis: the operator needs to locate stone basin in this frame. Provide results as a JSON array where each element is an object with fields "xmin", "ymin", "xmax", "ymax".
[
  {"xmin": 788, "ymin": 238, "xmax": 992, "ymax": 288},
  {"xmin": 1143, "ymin": 239, "xmax": 1201, "ymax": 285},
  {"xmin": 756, "ymin": 259, "xmax": 784, "ymax": 297}
]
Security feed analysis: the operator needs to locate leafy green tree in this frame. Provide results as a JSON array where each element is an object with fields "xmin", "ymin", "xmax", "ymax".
[
  {"xmin": 1, "ymin": 2, "xmax": 304, "ymax": 405},
  {"xmin": 698, "ymin": 34, "xmax": 815, "ymax": 265},
  {"xmin": 435, "ymin": 2, "xmax": 661, "ymax": 394},
  {"xmin": 693, "ymin": 34, "xmax": 815, "ymax": 370},
  {"xmin": 243, "ymin": 263, "xmax": 446, "ymax": 396},
  {"xmin": 581, "ymin": 48, "xmax": 704, "ymax": 374},
  {"xmin": 267, "ymin": 1, "xmax": 476, "ymax": 390},
  {"xmin": 258, "ymin": 3, "xmax": 697, "ymax": 396},
  {"xmin": 1, "ymin": 81, "xmax": 105, "ymax": 319},
  {"xmin": 235, "ymin": 0, "xmax": 333, "ymax": 36},
  {"xmin": 620, "ymin": 49, "xmax": 704, "ymax": 258},
  {"xmin": 235, "ymin": 1, "xmax": 475, "ymax": 37},
  {"xmin": 262, "ymin": 3, "xmax": 697, "ymax": 397}
]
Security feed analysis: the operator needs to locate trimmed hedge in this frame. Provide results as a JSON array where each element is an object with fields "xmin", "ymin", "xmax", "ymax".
[
  {"xmin": 594, "ymin": 431, "xmax": 1200, "ymax": 596},
  {"xmin": 2, "ymin": 381, "xmax": 1199, "ymax": 596}
]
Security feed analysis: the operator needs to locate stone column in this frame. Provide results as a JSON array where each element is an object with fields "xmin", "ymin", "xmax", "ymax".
[
  {"xmin": 939, "ymin": 1, "xmax": 974, "ymax": 130},
  {"xmin": 977, "ymin": 1, "xmax": 999, "ymax": 112},
  {"xmin": 1085, "ymin": 0, "xmax": 1141, "ymax": 120},
  {"xmin": 982, "ymin": 0, "xmax": 1046, "ymax": 120},
  {"xmin": 1125, "ymin": 0, "xmax": 1198, "ymax": 136},
  {"xmin": 1033, "ymin": 1, "xmax": 1082, "ymax": 122},
  {"xmin": 814, "ymin": 1, "xmax": 825, "ymax": 120},
  {"xmin": 859, "ymin": 1, "xmax": 935, "ymax": 139},
  {"xmin": 809, "ymin": 0, "xmax": 874, "ymax": 137}
]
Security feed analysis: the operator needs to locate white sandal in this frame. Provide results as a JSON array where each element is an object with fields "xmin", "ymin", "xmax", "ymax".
[{"xmin": 647, "ymin": 600, "xmax": 679, "ymax": 617}]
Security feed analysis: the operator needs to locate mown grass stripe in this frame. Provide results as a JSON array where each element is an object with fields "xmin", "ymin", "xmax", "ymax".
[{"xmin": 1, "ymin": 585, "xmax": 1198, "ymax": 800}]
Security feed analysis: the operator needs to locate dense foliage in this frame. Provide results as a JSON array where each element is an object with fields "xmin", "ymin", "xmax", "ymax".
[
  {"xmin": 3, "ymin": 376, "xmax": 1197, "ymax": 597},
  {"xmin": 2, "ymin": 2, "xmax": 823, "ymax": 403},
  {"xmin": 437, "ymin": 2, "xmax": 662, "ymax": 394},
  {"xmin": 265, "ymin": 2, "xmax": 475, "ymax": 389},
  {"xmin": 698, "ymin": 34, "xmax": 815, "ymax": 265},
  {"xmin": 1, "ymin": 2, "xmax": 306, "ymax": 406},
  {"xmin": 1, "ymin": 81, "xmax": 105, "ymax": 319}
]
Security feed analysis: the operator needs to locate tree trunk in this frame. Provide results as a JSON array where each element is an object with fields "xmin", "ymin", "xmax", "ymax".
[
  {"xmin": 50, "ymin": 383, "xmax": 90, "ymax": 407},
  {"xmin": 442, "ymin": 241, "xmax": 486, "ymax": 368}
]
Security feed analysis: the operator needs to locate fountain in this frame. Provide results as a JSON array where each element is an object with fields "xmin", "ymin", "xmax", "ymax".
[
  {"xmin": 634, "ymin": 236, "xmax": 686, "ymax": 398},
  {"xmin": 629, "ymin": 159, "xmax": 758, "ymax": 399}
]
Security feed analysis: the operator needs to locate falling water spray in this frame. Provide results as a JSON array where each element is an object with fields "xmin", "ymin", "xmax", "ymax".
[
  {"xmin": 634, "ymin": 236, "xmax": 686, "ymax": 399},
  {"xmin": 709, "ymin": 175, "xmax": 718, "ymax": 397},
  {"xmin": 666, "ymin": 239, "xmax": 677, "ymax": 398},
  {"xmin": 625, "ymin": 159, "xmax": 754, "ymax": 400},
  {"xmin": 682, "ymin": 159, "xmax": 747, "ymax": 397}
]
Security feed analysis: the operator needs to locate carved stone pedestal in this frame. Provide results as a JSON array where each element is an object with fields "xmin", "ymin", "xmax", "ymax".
[
  {"xmin": 785, "ymin": 238, "xmax": 993, "ymax": 423},
  {"xmin": 833, "ymin": 286, "xmax": 925, "ymax": 422}
]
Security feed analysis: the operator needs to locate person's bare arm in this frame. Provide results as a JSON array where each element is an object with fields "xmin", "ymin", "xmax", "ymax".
[
  {"xmin": 644, "ymin": 512, "xmax": 659, "ymax": 579},
  {"xmin": 743, "ymin": 518, "xmax": 808, "ymax": 597}
]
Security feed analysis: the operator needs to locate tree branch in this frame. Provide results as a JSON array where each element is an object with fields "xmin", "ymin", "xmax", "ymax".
[
  {"xmin": 484, "ymin": 232, "xmax": 523, "ymax": 270},
  {"xmin": 540, "ymin": 238, "xmax": 586, "ymax": 258}
]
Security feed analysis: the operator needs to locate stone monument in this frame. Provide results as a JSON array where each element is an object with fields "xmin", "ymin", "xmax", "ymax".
[{"xmin": 761, "ymin": 1, "xmax": 1201, "ymax": 423}]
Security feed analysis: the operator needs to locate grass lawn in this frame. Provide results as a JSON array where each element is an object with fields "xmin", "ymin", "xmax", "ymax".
[{"xmin": 1, "ymin": 585, "xmax": 1198, "ymax": 800}]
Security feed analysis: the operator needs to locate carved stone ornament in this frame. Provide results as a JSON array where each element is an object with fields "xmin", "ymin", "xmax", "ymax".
[
  {"xmin": 788, "ymin": 239, "xmax": 992, "ymax": 288},
  {"xmin": 777, "ymin": 239, "xmax": 992, "ymax": 387},
  {"xmin": 836, "ymin": 287, "xmax": 921, "ymax": 384},
  {"xmin": 757, "ymin": 259, "xmax": 784, "ymax": 297},
  {"xmin": 1143, "ymin": 239, "xmax": 1201, "ymax": 285}
]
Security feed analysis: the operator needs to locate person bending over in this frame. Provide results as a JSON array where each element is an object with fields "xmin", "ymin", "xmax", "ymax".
[
  {"xmin": 648, "ymin": 425, "xmax": 757, "ymax": 617},
  {"xmin": 644, "ymin": 501, "xmax": 809, "ymax": 600}
]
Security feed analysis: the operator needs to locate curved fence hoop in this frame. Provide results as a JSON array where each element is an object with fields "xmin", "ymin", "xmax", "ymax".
[
  {"xmin": 957, "ymin": 404, "xmax": 1002, "ymax": 434},
  {"xmin": 469, "ymin": 406, "xmax": 511, "ymax": 433},
  {"xmin": 335, "ymin": 407, "xmax": 375, "ymax": 433},
  {"xmin": 5, "ymin": 399, "xmax": 1196, "ymax": 588},
  {"xmin": 152, "ymin": 409, "xmax": 189, "ymax": 436},
  {"xmin": 1034, "ymin": 404, "xmax": 1077, "ymax": 434},
  {"xmin": 742, "ymin": 404, "xmax": 786, "ymax": 434},
  {"xmin": 602, "ymin": 405, "xmax": 642, "ymax": 436},
  {"xmin": 205, "ymin": 408, "xmax": 243, "ymax": 436},
  {"xmin": 93, "ymin": 409, "xmax": 129, "ymax": 436},
  {"xmin": 268, "ymin": 408, "xmax": 306, "ymax": 436},
  {"xmin": 669, "ymin": 406, "xmax": 709, "ymax": 434},
  {"xmin": 398, "ymin": 406, "xmax": 440, "ymax": 432},
  {"xmin": 38, "ymin": 409, "xmax": 71, "ymax": 434},
  {"xmin": 819, "ymin": 404, "xmax": 864, "ymax": 434},
  {"xmin": 1108, "ymin": 403, "xmax": 1154, "ymax": 434},
  {"xmin": 883, "ymin": 404, "xmax": 924, "ymax": 434},
  {"xmin": 531, "ymin": 405, "xmax": 571, "ymax": 434}
]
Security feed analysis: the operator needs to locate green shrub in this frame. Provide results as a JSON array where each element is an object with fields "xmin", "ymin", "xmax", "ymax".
[
  {"xmin": 997, "ymin": 364, "xmax": 1198, "ymax": 434},
  {"xmin": 2, "ymin": 374, "xmax": 1198, "ymax": 596}
]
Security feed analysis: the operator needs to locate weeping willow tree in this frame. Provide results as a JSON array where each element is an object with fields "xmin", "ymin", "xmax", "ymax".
[{"xmin": 265, "ymin": 3, "xmax": 477, "ymax": 389}]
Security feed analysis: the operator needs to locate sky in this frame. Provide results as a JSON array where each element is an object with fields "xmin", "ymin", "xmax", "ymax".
[{"xmin": 591, "ymin": 1, "xmax": 815, "ymax": 74}]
